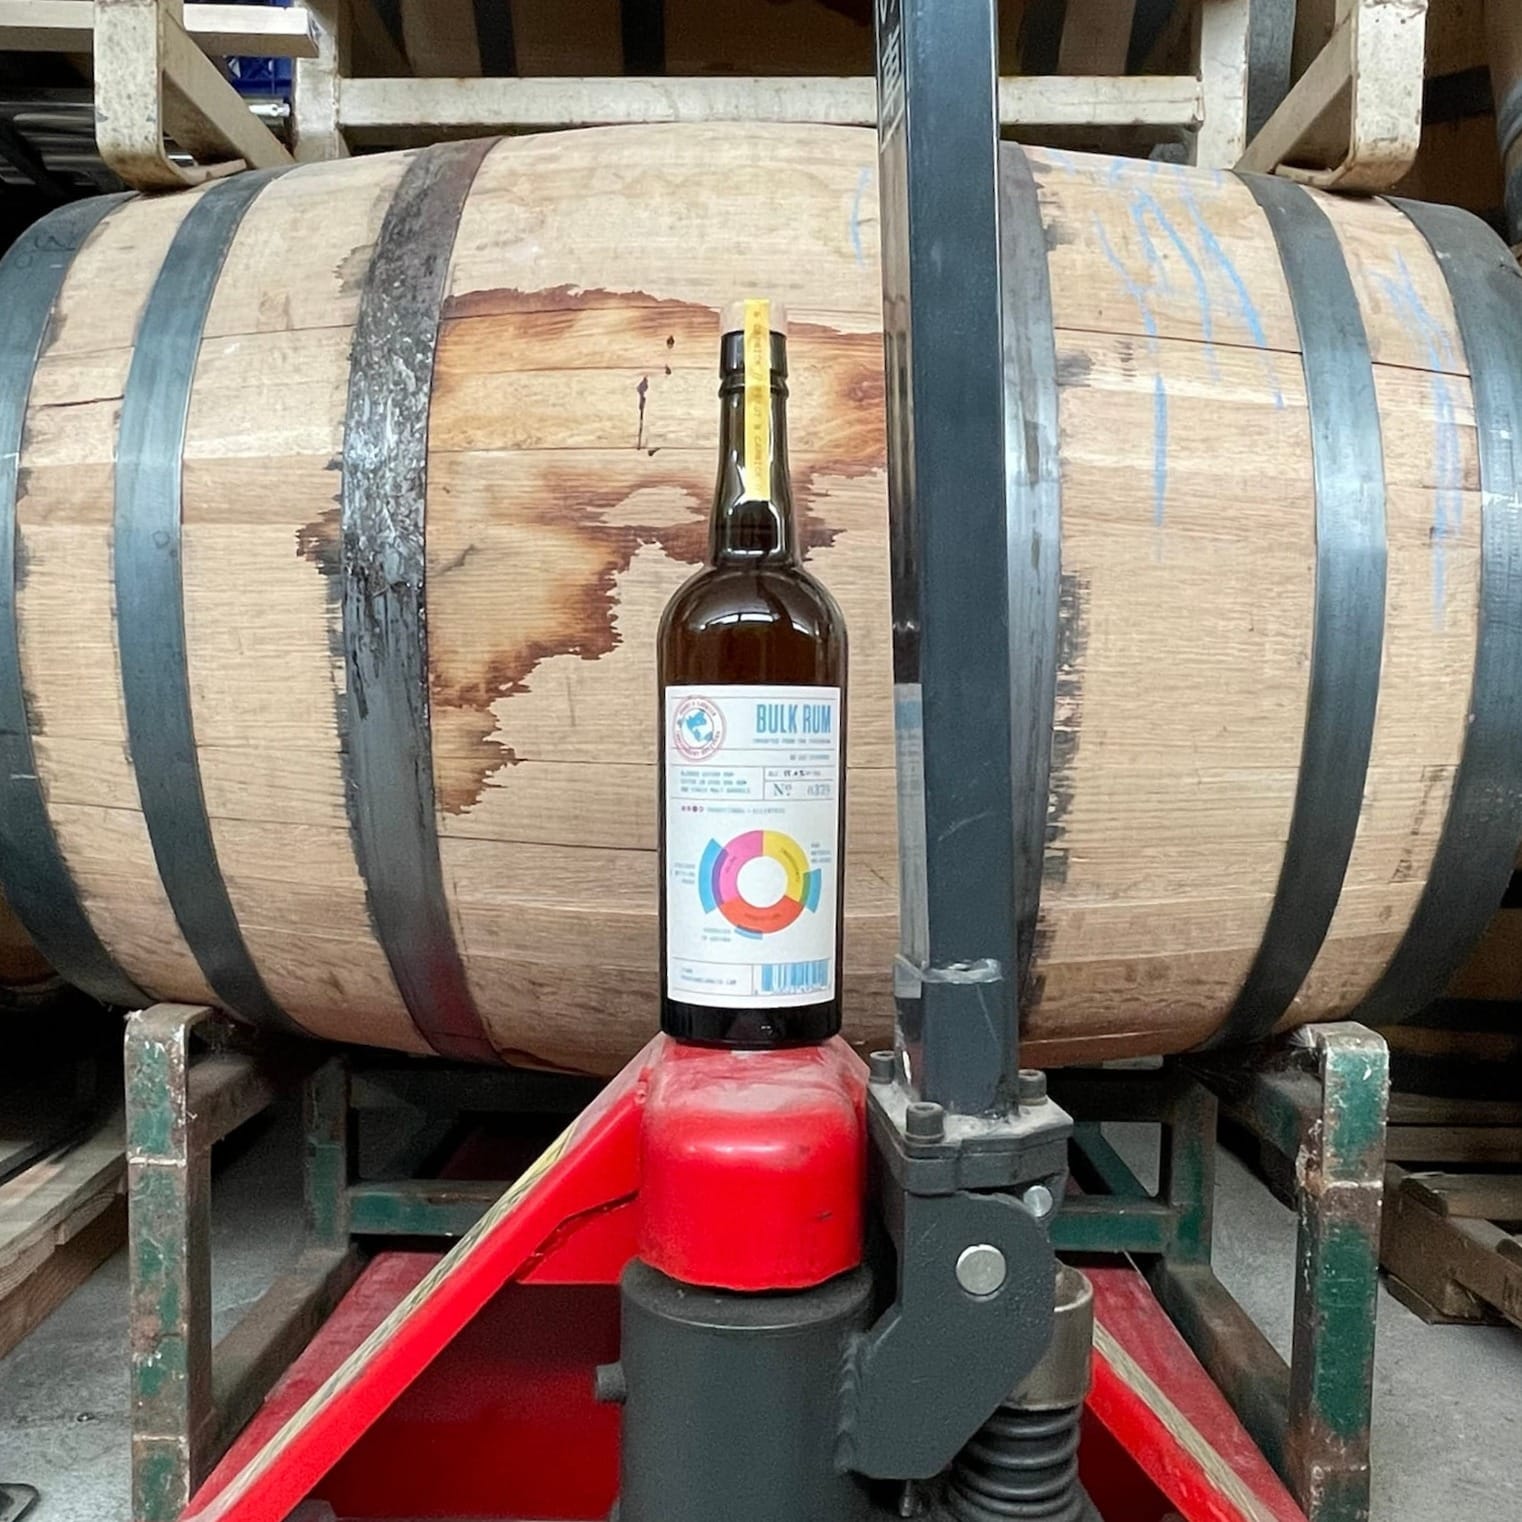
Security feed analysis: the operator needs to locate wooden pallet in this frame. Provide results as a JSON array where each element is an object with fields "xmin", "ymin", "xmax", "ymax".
[
  {"xmin": 1379, "ymin": 1075, "xmax": 1522, "ymax": 1330},
  {"xmin": 1374, "ymin": 1008, "xmax": 1522, "ymax": 1327},
  {"xmin": 1382, "ymin": 1163, "xmax": 1522, "ymax": 1326},
  {"xmin": 1383, "ymin": 1086, "xmax": 1522, "ymax": 1166},
  {"xmin": 0, "ymin": 1107, "xmax": 126, "ymax": 1360}
]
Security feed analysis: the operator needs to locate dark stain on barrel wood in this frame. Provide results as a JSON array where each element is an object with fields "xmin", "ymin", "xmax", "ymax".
[
  {"xmin": 10, "ymin": 506, "xmax": 31, "ymax": 590},
  {"xmin": 1043, "ymin": 218, "xmax": 1078, "ymax": 251},
  {"xmin": 1026, "ymin": 570, "xmax": 1087, "ymax": 1012},
  {"xmin": 298, "ymin": 284, "xmax": 884, "ymax": 816},
  {"xmin": 295, "ymin": 503, "xmax": 341, "ymax": 575},
  {"xmin": 1056, "ymin": 349, "xmax": 1094, "ymax": 387},
  {"xmin": 1044, "ymin": 570, "xmax": 1090, "ymax": 892},
  {"xmin": 1394, "ymin": 765, "xmax": 1450, "ymax": 884},
  {"xmin": 9, "ymin": 488, "xmax": 41, "ymax": 735},
  {"xmin": 336, "ymin": 244, "xmax": 375, "ymax": 295},
  {"xmin": 442, "ymin": 284, "xmax": 689, "ymax": 323}
]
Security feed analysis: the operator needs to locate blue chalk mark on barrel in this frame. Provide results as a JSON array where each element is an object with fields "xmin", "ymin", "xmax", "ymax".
[
  {"xmin": 1374, "ymin": 253, "xmax": 1464, "ymax": 630},
  {"xmin": 1151, "ymin": 377, "xmax": 1169, "ymax": 537},
  {"xmin": 1132, "ymin": 166, "xmax": 1221, "ymax": 381},
  {"xmin": 850, "ymin": 165, "xmax": 872, "ymax": 269},
  {"xmin": 1093, "ymin": 216, "xmax": 1169, "ymax": 540},
  {"xmin": 1179, "ymin": 180, "xmax": 1284, "ymax": 409}
]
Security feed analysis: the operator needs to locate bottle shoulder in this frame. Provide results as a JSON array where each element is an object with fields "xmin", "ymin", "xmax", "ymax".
[{"xmin": 660, "ymin": 560, "xmax": 845, "ymax": 639}]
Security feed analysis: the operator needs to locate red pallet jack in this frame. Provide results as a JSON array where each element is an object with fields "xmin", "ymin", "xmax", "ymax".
[
  {"xmin": 175, "ymin": 3, "xmax": 1310, "ymax": 1517},
  {"xmin": 183, "ymin": 1038, "xmax": 1302, "ymax": 1522}
]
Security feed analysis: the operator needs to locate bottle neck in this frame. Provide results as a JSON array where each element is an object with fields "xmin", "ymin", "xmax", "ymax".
[{"xmin": 710, "ymin": 337, "xmax": 796, "ymax": 565}]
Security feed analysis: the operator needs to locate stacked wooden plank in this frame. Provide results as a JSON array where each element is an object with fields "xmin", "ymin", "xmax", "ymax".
[
  {"xmin": 1379, "ymin": 1022, "xmax": 1522, "ymax": 1328},
  {"xmin": 1384, "ymin": 1161, "xmax": 1522, "ymax": 1327},
  {"xmin": 0, "ymin": 1110, "xmax": 125, "ymax": 1359}
]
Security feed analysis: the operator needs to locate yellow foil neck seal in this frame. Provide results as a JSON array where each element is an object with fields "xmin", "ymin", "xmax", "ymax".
[{"xmin": 742, "ymin": 297, "xmax": 771, "ymax": 502}]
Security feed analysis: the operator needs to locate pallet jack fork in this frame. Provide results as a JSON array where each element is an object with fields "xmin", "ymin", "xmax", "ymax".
[{"xmin": 180, "ymin": 1034, "xmax": 1304, "ymax": 1522}]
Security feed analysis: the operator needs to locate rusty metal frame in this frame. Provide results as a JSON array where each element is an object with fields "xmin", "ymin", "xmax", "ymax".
[
  {"xmin": 1051, "ymin": 1023, "xmax": 1390, "ymax": 1522},
  {"xmin": 126, "ymin": 1005, "xmax": 357, "ymax": 1522}
]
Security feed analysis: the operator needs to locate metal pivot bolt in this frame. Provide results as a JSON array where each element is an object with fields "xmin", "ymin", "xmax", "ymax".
[
  {"xmin": 1018, "ymin": 1068, "xmax": 1048, "ymax": 1104},
  {"xmin": 1022, "ymin": 1183, "xmax": 1055, "ymax": 1219},
  {"xmin": 955, "ymin": 1243, "xmax": 1008, "ymax": 1297},
  {"xmin": 905, "ymin": 1101, "xmax": 945, "ymax": 1142},
  {"xmin": 869, "ymin": 1050, "xmax": 896, "ymax": 1084}
]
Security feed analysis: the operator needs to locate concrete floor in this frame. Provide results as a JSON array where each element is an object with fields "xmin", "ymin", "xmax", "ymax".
[
  {"xmin": 1121, "ymin": 1125, "xmax": 1522, "ymax": 1522},
  {"xmin": 0, "ymin": 1106, "xmax": 305, "ymax": 1522},
  {"xmin": 1, "ymin": 1112, "xmax": 1519, "ymax": 1521}
]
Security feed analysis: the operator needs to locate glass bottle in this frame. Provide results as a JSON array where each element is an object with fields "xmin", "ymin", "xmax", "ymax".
[{"xmin": 657, "ymin": 299, "xmax": 848, "ymax": 1046}]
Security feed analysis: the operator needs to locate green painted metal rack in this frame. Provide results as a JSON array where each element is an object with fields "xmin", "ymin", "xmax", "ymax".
[
  {"xmin": 124, "ymin": 1004, "xmax": 1388, "ymax": 1522},
  {"xmin": 1050, "ymin": 1023, "xmax": 1390, "ymax": 1522}
]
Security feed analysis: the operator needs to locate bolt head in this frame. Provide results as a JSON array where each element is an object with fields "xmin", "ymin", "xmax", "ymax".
[
  {"xmin": 955, "ymin": 1243, "xmax": 1008, "ymax": 1297},
  {"xmin": 905, "ymin": 1100, "xmax": 945, "ymax": 1142},
  {"xmin": 1022, "ymin": 1182, "xmax": 1055, "ymax": 1219},
  {"xmin": 869, "ymin": 1049, "xmax": 897, "ymax": 1084},
  {"xmin": 1018, "ymin": 1068, "xmax": 1048, "ymax": 1104}
]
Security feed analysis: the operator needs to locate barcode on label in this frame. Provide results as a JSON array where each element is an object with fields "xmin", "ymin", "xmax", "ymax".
[{"xmin": 759, "ymin": 960, "xmax": 830, "ymax": 996}]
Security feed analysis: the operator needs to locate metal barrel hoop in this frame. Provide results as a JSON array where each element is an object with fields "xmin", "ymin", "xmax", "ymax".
[
  {"xmin": 1356, "ymin": 198, "xmax": 1522, "ymax": 1023},
  {"xmin": 998, "ymin": 142, "xmax": 1063, "ymax": 1005},
  {"xmin": 0, "ymin": 192, "xmax": 148, "ymax": 1008},
  {"xmin": 1494, "ymin": 77, "xmax": 1522, "ymax": 247},
  {"xmin": 339, "ymin": 138, "xmax": 501, "ymax": 1064},
  {"xmin": 1207, "ymin": 173, "xmax": 1389, "ymax": 1049},
  {"xmin": 116, "ymin": 168, "xmax": 304, "ymax": 1037}
]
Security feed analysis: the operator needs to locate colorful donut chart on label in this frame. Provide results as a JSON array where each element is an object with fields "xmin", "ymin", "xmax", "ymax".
[{"xmin": 699, "ymin": 829, "xmax": 821, "ymax": 939}]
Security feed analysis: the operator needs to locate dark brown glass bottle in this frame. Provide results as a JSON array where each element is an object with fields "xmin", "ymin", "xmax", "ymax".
[{"xmin": 657, "ymin": 302, "xmax": 848, "ymax": 1047}]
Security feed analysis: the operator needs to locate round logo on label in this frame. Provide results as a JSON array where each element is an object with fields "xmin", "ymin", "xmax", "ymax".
[{"xmin": 671, "ymin": 695, "xmax": 725, "ymax": 761}]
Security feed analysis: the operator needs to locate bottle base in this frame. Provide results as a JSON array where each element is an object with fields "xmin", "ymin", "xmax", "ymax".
[{"xmin": 660, "ymin": 998, "xmax": 840, "ymax": 1048}]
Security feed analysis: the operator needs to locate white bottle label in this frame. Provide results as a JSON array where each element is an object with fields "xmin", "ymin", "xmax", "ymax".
[{"xmin": 665, "ymin": 684, "xmax": 842, "ymax": 1008}]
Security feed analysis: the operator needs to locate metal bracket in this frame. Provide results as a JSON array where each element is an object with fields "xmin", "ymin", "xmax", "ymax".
[
  {"xmin": 126, "ymin": 1004, "xmax": 358, "ymax": 1522},
  {"xmin": 867, "ymin": 1066, "xmax": 1071, "ymax": 1196},
  {"xmin": 842, "ymin": 1067, "xmax": 1073, "ymax": 1480},
  {"xmin": 844, "ymin": 1187, "xmax": 1056, "ymax": 1480},
  {"xmin": 1169, "ymin": 1023, "xmax": 1389, "ymax": 1522}
]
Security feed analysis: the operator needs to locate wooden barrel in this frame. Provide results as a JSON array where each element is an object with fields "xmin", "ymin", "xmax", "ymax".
[
  {"xmin": 0, "ymin": 895, "xmax": 58, "ymax": 1009},
  {"xmin": 1489, "ymin": 0, "xmax": 1522, "ymax": 248},
  {"xmin": 1, "ymin": 125, "xmax": 1519, "ymax": 1073}
]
